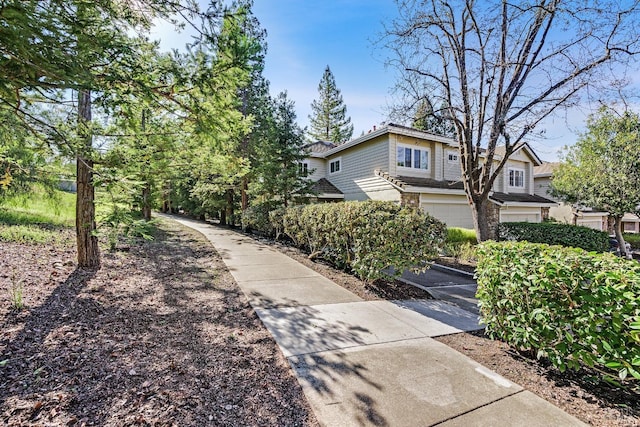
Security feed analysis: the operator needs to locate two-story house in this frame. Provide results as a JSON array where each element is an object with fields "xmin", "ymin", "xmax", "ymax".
[{"xmin": 302, "ymin": 123, "xmax": 556, "ymax": 229}]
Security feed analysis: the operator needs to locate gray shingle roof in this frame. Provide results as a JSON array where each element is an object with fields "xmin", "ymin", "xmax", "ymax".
[
  {"xmin": 312, "ymin": 178, "xmax": 343, "ymax": 196},
  {"xmin": 490, "ymin": 192, "xmax": 556, "ymax": 204},
  {"xmin": 303, "ymin": 141, "xmax": 337, "ymax": 154},
  {"xmin": 376, "ymin": 171, "xmax": 464, "ymax": 190}
]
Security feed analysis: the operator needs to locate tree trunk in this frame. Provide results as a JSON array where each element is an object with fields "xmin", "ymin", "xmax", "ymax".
[
  {"xmin": 225, "ymin": 189, "xmax": 234, "ymax": 226},
  {"xmin": 142, "ymin": 183, "xmax": 151, "ymax": 221},
  {"xmin": 471, "ymin": 197, "xmax": 499, "ymax": 242},
  {"xmin": 241, "ymin": 177, "xmax": 249, "ymax": 211},
  {"xmin": 140, "ymin": 109, "xmax": 152, "ymax": 221},
  {"xmin": 613, "ymin": 216, "xmax": 629, "ymax": 258},
  {"xmin": 76, "ymin": 89, "xmax": 100, "ymax": 269}
]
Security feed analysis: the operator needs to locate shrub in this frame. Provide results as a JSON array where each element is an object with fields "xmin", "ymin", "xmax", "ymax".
[
  {"xmin": 443, "ymin": 241, "xmax": 477, "ymax": 263},
  {"xmin": 624, "ymin": 233, "xmax": 640, "ymax": 250},
  {"xmin": 241, "ymin": 202, "xmax": 279, "ymax": 236},
  {"xmin": 446, "ymin": 227, "xmax": 477, "ymax": 244},
  {"xmin": 476, "ymin": 241, "xmax": 640, "ymax": 384},
  {"xmin": 279, "ymin": 201, "xmax": 447, "ymax": 281},
  {"xmin": 498, "ymin": 222, "xmax": 608, "ymax": 252}
]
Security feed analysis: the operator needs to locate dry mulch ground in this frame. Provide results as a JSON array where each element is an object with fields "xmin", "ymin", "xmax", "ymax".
[
  {"xmin": 0, "ymin": 220, "xmax": 318, "ymax": 426},
  {"xmin": 436, "ymin": 332, "xmax": 640, "ymax": 427}
]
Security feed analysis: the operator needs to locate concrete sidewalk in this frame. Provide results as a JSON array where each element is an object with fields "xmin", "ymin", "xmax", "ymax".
[{"xmin": 166, "ymin": 215, "xmax": 585, "ymax": 427}]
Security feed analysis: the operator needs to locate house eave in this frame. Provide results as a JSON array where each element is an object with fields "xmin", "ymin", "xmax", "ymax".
[
  {"xmin": 321, "ymin": 124, "xmax": 457, "ymax": 158},
  {"xmin": 316, "ymin": 193, "xmax": 345, "ymax": 199},
  {"xmin": 404, "ymin": 186, "xmax": 467, "ymax": 195},
  {"xmin": 492, "ymin": 200, "xmax": 558, "ymax": 207}
]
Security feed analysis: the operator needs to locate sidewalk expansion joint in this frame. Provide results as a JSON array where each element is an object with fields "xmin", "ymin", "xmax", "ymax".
[
  {"xmin": 428, "ymin": 389, "xmax": 525, "ymax": 427},
  {"xmin": 284, "ymin": 335, "xmax": 434, "ymax": 359}
]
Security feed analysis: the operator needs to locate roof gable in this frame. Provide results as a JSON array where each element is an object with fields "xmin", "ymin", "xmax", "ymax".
[{"xmin": 493, "ymin": 143, "xmax": 543, "ymax": 166}]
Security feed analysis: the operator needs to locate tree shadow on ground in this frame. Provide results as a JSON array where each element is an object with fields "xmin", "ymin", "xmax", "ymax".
[{"xmin": 0, "ymin": 220, "xmax": 318, "ymax": 426}]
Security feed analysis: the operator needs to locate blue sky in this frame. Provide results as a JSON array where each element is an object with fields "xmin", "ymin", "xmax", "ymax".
[{"xmin": 150, "ymin": 1, "xmax": 612, "ymax": 162}]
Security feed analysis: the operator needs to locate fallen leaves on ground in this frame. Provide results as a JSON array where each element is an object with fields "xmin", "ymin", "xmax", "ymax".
[{"xmin": 0, "ymin": 220, "xmax": 318, "ymax": 426}]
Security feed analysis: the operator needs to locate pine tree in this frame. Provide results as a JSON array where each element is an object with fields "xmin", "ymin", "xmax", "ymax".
[
  {"xmin": 308, "ymin": 65, "xmax": 353, "ymax": 144},
  {"xmin": 252, "ymin": 92, "xmax": 313, "ymax": 207},
  {"xmin": 412, "ymin": 99, "xmax": 455, "ymax": 137}
]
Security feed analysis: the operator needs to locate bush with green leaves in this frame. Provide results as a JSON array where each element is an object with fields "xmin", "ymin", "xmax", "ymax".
[
  {"xmin": 476, "ymin": 241, "xmax": 640, "ymax": 384},
  {"xmin": 446, "ymin": 227, "xmax": 477, "ymax": 244},
  {"xmin": 498, "ymin": 222, "xmax": 608, "ymax": 252},
  {"xmin": 624, "ymin": 233, "xmax": 640, "ymax": 250},
  {"xmin": 279, "ymin": 201, "xmax": 446, "ymax": 281},
  {"xmin": 241, "ymin": 201, "xmax": 280, "ymax": 236}
]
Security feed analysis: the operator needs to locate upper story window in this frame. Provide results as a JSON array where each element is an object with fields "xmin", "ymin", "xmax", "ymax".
[
  {"xmin": 508, "ymin": 168, "xmax": 525, "ymax": 188},
  {"xmin": 447, "ymin": 150, "xmax": 459, "ymax": 163},
  {"xmin": 329, "ymin": 157, "xmax": 341, "ymax": 174},
  {"xmin": 397, "ymin": 144, "xmax": 429, "ymax": 170},
  {"xmin": 299, "ymin": 162, "xmax": 309, "ymax": 176}
]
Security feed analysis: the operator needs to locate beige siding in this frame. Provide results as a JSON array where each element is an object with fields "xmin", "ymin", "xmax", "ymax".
[
  {"xmin": 443, "ymin": 148, "xmax": 462, "ymax": 181},
  {"xmin": 549, "ymin": 204, "xmax": 574, "ymax": 223},
  {"xmin": 420, "ymin": 193, "xmax": 474, "ymax": 229},
  {"xmin": 434, "ymin": 143, "xmax": 444, "ymax": 180},
  {"xmin": 326, "ymin": 136, "xmax": 391, "ymax": 200},
  {"xmin": 305, "ymin": 157, "xmax": 326, "ymax": 181},
  {"xmin": 577, "ymin": 217, "xmax": 606, "ymax": 231},
  {"xmin": 389, "ymin": 134, "xmax": 435, "ymax": 179},
  {"xmin": 534, "ymin": 176, "xmax": 552, "ymax": 198},
  {"xmin": 503, "ymin": 159, "xmax": 531, "ymax": 194}
]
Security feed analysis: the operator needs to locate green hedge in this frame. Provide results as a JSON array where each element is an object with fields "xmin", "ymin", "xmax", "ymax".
[
  {"xmin": 624, "ymin": 233, "xmax": 640, "ymax": 250},
  {"xmin": 241, "ymin": 202, "xmax": 279, "ymax": 236},
  {"xmin": 270, "ymin": 201, "xmax": 446, "ymax": 281},
  {"xmin": 476, "ymin": 241, "xmax": 640, "ymax": 383},
  {"xmin": 446, "ymin": 227, "xmax": 477, "ymax": 244},
  {"xmin": 498, "ymin": 222, "xmax": 609, "ymax": 252}
]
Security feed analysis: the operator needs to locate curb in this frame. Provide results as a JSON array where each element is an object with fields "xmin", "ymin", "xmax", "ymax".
[{"xmin": 430, "ymin": 262, "xmax": 476, "ymax": 278}]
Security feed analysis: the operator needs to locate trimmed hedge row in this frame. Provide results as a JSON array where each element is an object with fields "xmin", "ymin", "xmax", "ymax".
[
  {"xmin": 498, "ymin": 222, "xmax": 609, "ymax": 252},
  {"xmin": 476, "ymin": 241, "xmax": 640, "ymax": 383},
  {"xmin": 245, "ymin": 200, "xmax": 446, "ymax": 281}
]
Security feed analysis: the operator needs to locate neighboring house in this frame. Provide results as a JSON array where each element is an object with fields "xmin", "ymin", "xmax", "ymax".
[
  {"xmin": 302, "ymin": 141, "xmax": 344, "ymax": 203},
  {"xmin": 533, "ymin": 162, "xmax": 640, "ymax": 233},
  {"xmin": 303, "ymin": 123, "xmax": 556, "ymax": 229},
  {"xmin": 622, "ymin": 213, "xmax": 640, "ymax": 233}
]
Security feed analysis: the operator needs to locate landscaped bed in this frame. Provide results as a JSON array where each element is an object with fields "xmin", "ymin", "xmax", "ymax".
[
  {"xmin": 255, "ymin": 230, "xmax": 639, "ymax": 427},
  {"xmin": 1, "ymin": 216, "xmax": 638, "ymax": 426},
  {"xmin": 0, "ymin": 220, "xmax": 318, "ymax": 426}
]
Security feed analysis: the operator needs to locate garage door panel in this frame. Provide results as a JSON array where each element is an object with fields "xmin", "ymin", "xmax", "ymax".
[{"xmin": 421, "ymin": 203, "xmax": 474, "ymax": 229}]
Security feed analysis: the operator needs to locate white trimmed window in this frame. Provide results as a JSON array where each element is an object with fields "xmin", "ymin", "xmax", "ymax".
[
  {"xmin": 508, "ymin": 168, "xmax": 525, "ymax": 188},
  {"xmin": 329, "ymin": 157, "xmax": 341, "ymax": 174},
  {"xmin": 397, "ymin": 144, "xmax": 429, "ymax": 170},
  {"xmin": 447, "ymin": 150, "xmax": 459, "ymax": 164},
  {"xmin": 299, "ymin": 162, "xmax": 309, "ymax": 176}
]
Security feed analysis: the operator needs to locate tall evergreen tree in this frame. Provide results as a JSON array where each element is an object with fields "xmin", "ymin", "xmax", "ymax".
[
  {"xmin": 308, "ymin": 65, "xmax": 353, "ymax": 144},
  {"xmin": 412, "ymin": 99, "xmax": 455, "ymax": 137},
  {"xmin": 252, "ymin": 92, "xmax": 313, "ymax": 207}
]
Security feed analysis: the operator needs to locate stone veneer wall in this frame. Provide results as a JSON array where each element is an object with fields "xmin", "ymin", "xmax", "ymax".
[
  {"xmin": 400, "ymin": 192, "xmax": 420, "ymax": 209},
  {"xmin": 541, "ymin": 207, "xmax": 550, "ymax": 221}
]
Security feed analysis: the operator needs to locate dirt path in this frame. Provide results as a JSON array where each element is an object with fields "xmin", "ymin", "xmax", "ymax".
[{"xmin": 0, "ymin": 220, "xmax": 318, "ymax": 426}]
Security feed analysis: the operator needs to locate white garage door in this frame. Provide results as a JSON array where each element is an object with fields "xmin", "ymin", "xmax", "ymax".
[
  {"xmin": 576, "ymin": 219, "xmax": 604, "ymax": 230},
  {"xmin": 501, "ymin": 213, "xmax": 539, "ymax": 223},
  {"xmin": 421, "ymin": 203, "xmax": 474, "ymax": 228},
  {"xmin": 500, "ymin": 209, "xmax": 540, "ymax": 223}
]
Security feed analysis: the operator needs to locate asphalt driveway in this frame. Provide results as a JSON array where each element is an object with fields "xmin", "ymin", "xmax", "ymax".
[{"xmin": 400, "ymin": 265, "xmax": 479, "ymax": 315}]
